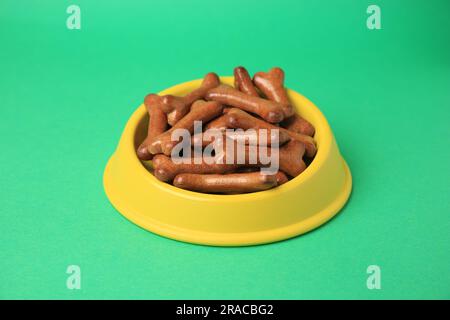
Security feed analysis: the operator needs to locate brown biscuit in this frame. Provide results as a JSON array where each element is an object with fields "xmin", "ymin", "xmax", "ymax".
[
  {"xmin": 226, "ymin": 108, "xmax": 317, "ymax": 158},
  {"xmin": 152, "ymin": 154, "xmax": 239, "ymax": 182},
  {"xmin": 205, "ymin": 85, "xmax": 285, "ymax": 123},
  {"xmin": 153, "ymin": 137, "xmax": 306, "ymax": 182},
  {"xmin": 213, "ymin": 139, "xmax": 307, "ymax": 178},
  {"xmin": 277, "ymin": 140, "xmax": 306, "ymax": 177},
  {"xmin": 148, "ymin": 100, "xmax": 223, "ymax": 156},
  {"xmin": 233, "ymin": 66, "xmax": 259, "ymax": 97},
  {"xmin": 137, "ymin": 94, "xmax": 168, "ymax": 160},
  {"xmin": 191, "ymin": 128, "xmax": 290, "ymax": 148},
  {"xmin": 275, "ymin": 171, "xmax": 289, "ymax": 185},
  {"xmin": 160, "ymin": 72, "xmax": 220, "ymax": 125},
  {"xmin": 253, "ymin": 67, "xmax": 315, "ymax": 135},
  {"xmin": 253, "ymin": 67, "xmax": 294, "ymax": 117},
  {"xmin": 204, "ymin": 114, "xmax": 231, "ymax": 131},
  {"xmin": 280, "ymin": 114, "xmax": 315, "ymax": 137},
  {"xmin": 173, "ymin": 172, "xmax": 278, "ymax": 194}
]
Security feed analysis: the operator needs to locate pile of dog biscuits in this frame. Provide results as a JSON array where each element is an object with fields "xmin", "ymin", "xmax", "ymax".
[{"xmin": 137, "ymin": 67, "xmax": 316, "ymax": 194}]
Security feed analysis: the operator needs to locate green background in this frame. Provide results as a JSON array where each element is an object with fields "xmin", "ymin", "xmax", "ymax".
[{"xmin": 1, "ymin": 0, "xmax": 449, "ymax": 299}]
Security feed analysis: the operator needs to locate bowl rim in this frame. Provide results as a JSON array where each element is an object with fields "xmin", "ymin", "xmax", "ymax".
[{"xmin": 122, "ymin": 76, "xmax": 333, "ymax": 202}]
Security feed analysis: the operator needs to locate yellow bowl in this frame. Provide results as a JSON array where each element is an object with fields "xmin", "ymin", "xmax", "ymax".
[{"xmin": 103, "ymin": 77, "xmax": 352, "ymax": 246}]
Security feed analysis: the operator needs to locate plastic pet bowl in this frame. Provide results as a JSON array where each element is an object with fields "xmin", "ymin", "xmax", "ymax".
[{"xmin": 103, "ymin": 77, "xmax": 352, "ymax": 246}]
